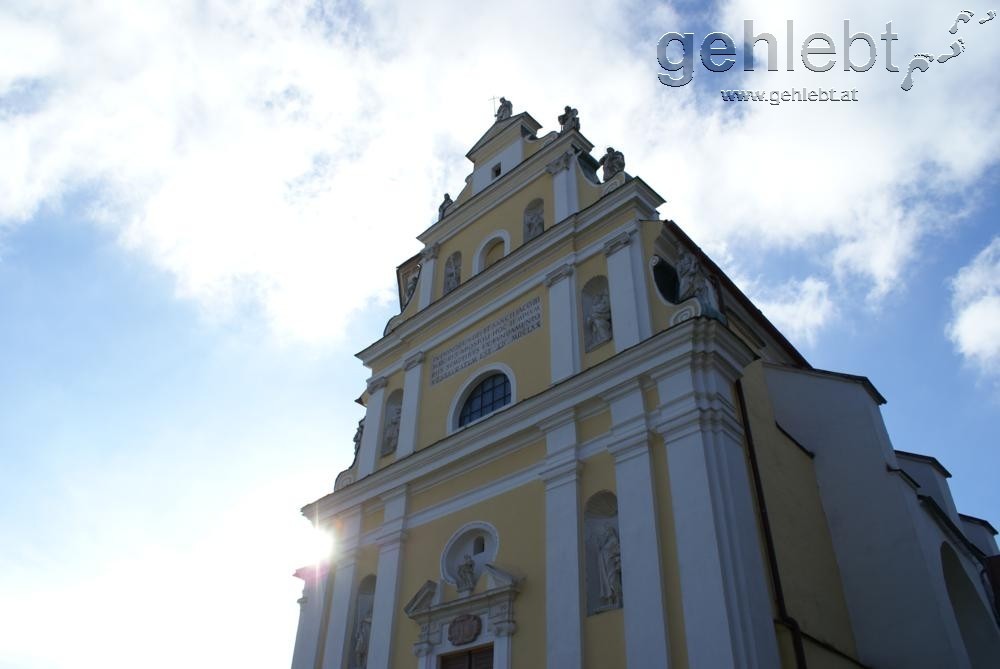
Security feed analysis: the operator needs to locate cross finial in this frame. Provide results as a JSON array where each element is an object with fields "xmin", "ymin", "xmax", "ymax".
[{"xmin": 489, "ymin": 96, "xmax": 499, "ymax": 114}]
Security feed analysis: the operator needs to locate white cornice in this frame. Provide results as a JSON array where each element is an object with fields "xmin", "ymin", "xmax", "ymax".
[
  {"xmin": 357, "ymin": 180, "xmax": 663, "ymax": 368},
  {"xmin": 307, "ymin": 318, "xmax": 755, "ymax": 523}
]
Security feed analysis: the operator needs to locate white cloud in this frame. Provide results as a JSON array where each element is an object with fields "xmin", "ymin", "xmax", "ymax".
[
  {"xmin": 744, "ymin": 275, "xmax": 836, "ymax": 346},
  {"xmin": 947, "ymin": 237, "xmax": 1000, "ymax": 378},
  {"xmin": 2, "ymin": 1, "xmax": 998, "ymax": 345},
  {"xmin": 3, "ymin": 4, "xmax": 1000, "ymax": 669}
]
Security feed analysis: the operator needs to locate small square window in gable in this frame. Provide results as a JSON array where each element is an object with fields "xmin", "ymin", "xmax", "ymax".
[{"xmin": 491, "ymin": 163, "xmax": 501, "ymax": 180}]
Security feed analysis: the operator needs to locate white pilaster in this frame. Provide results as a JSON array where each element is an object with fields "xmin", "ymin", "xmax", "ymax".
[
  {"xmin": 539, "ymin": 411, "xmax": 583, "ymax": 668},
  {"xmin": 291, "ymin": 564, "xmax": 329, "ymax": 669},
  {"xmin": 653, "ymin": 319, "xmax": 779, "ymax": 669},
  {"xmin": 367, "ymin": 487, "xmax": 408, "ymax": 669},
  {"xmin": 628, "ymin": 224, "xmax": 653, "ymax": 341},
  {"xmin": 396, "ymin": 352, "xmax": 424, "ymax": 458},
  {"xmin": 546, "ymin": 264, "xmax": 580, "ymax": 383},
  {"xmin": 417, "ymin": 244, "xmax": 438, "ymax": 309},
  {"xmin": 493, "ymin": 626, "xmax": 514, "ymax": 669},
  {"xmin": 320, "ymin": 509, "xmax": 362, "ymax": 669},
  {"xmin": 604, "ymin": 382, "xmax": 670, "ymax": 669},
  {"xmin": 358, "ymin": 377, "xmax": 388, "ymax": 478},
  {"xmin": 547, "ymin": 151, "xmax": 580, "ymax": 223},
  {"xmin": 604, "ymin": 230, "xmax": 642, "ymax": 351}
]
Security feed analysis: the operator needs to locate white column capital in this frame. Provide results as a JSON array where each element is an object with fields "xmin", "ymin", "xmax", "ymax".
[
  {"xmin": 367, "ymin": 375, "xmax": 389, "ymax": 394},
  {"xmin": 601, "ymin": 379, "xmax": 646, "ymax": 427},
  {"xmin": 603, "ymin": 230, "xmax": 634, "ymax": 256},
  {"xmin": 538, "ymin": 458, "xmax": 582, "ymax": 491},
  {"xmin": 374, "ymin": 528, "xmax": 407, "ymax": 551},
  {"xmin": 545, "ymin": 150, "xmax": 574, "ymax": 174},
  {"xmin": 545, "ymin": 263, "xmax": 575, "ymax": 286},
  {"xmin": 607, "ymin": 429, "xmax": 652, "ymax": 465},
  {"xmin": 404, "ymin": 351, "xmax": 425, "ymax": 371},
  {"xmin": 536, "ymin": 407, "xmax": 576, "ymax": 433},
  {"xmin": 421, "ymin": 243, "xmax": 440, "ymax": 261}
]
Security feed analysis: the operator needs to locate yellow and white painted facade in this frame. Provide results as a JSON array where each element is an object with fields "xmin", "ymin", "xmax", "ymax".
[{"xmin": 291, "ymin": 102, "xmax": 1000, "ymax": 669}]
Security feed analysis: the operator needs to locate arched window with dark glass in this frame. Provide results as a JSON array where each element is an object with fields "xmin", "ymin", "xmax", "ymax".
[{"xmin": 458, "ymin": 373, "xmax": 511, "ymax": 427}]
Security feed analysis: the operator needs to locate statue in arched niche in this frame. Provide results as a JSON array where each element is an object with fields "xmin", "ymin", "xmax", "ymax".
[
  {"xmin": 596, "ymin": 525, "xmax": 622, "ymax": 609},
  {"xmin": 353, "ymin": 613, "xmax": 370, "ymax": 667},
  {"xmin": 456, "ymin": 554, "xmax": 477, "ymax": 593},
  {"xmin": 381, "ymin": 392, "xmax": 402, "ymax": 456},
  {"xmin": 443, "ymin": 252, "xmax": 461, "ymax": 294},
  {"xmin": 523, "ymin": 200, "xmax": 544, "ymax": 242},
  {"xmin": 582, "ymin": 276, "xmax": 613, "ymax": 351}
]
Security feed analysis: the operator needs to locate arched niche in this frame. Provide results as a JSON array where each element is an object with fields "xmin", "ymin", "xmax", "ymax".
[
  {"xmin": 523, "ymin": 199, "xmax": 544, "ymax": 243},
  {"xmin": 349, "ymin": 574, "xmax": 377, "ymax": 669},
  {"xmin": 473, "ymin": 231, "xmax": 511, "ymax": 274},
  {"xmin": 441, "ymin": 521, "xmax": 500, "ymax": 594},
  {"xmin": 581, "ymin": 275, "xmax": 613, "ymax": 352},
  {"xmin": 380, "ymin": 389, "xmax": 402, "ymax": 457},
  {"xmin": 584, "ymin": 491, "xmax": 623, "ymax": 615},
  {"xmin": 443, "ymin": 251, "xmax": 462, "ymax": 295}
]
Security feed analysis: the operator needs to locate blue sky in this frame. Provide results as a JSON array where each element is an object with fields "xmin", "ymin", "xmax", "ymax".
[{"xmin": 2, "ymin": 1, "xmax": 999, "ymax": 667}]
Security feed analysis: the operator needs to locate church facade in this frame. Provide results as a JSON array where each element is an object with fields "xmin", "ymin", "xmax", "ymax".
[{"xmin": 290, "ymin": 101, "xmax": 1000, "ymax": 669}]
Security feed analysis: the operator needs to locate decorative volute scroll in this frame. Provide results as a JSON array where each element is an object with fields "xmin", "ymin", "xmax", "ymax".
[
  {"xmin": 677, "ymin": 249, "xmax": 722, "ymax": 317},
  {"xmin": 582, "ymin": 276, "xmax": 613, "ymax": 352},
  {"xmin": 399, "ymin": 264, "xmax": 421, "ymax": 310},
  {"xmin": 334, "ymin": 418, "xmax": 365, "ymax": 490}
]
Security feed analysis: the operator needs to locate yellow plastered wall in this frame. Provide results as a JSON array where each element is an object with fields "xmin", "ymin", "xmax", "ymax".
[
  {"xmin": 648, "ymin": 431, "xmax": 690, "ymax": 668},
  {"xmin": 572, "ymin": 209, "xmax": 636, "ymax": 255},
  {"xmin": 642, "ymin": 382, "xmax": 660, "ymax": 413},
  {"xmin": 408, "ymin": 438, "xmax": 545, "ymax": 515},
  {"xmin": 470, "ymin": 123, "xmax": 525, "ymax": 169},
  {"xmin": 740, "ymin": 361, "xmax": 858, "ymax": 660},
  {"xmin": 415, "ymin": 287, "xmax": 550, "ymax": 449},
  {"xmin": 522, "ymin": 135, "xmax": 548, "ymax": 161},
  {"xmin": 575, "ymin": 165, "xmax": 603, "ymax": 213},
  {"xmin": 576, "ymin": 407, "xmax": 611, "ymax": 443},
  {"xmin": 434, "ymin": 175, "xmax": 554, "ymax": 300},
  {"xmin": 640, "ymin": 219, "xmax": 676, "ymax": 335},
  {"xmin": 389, "ymin": 482, "xmax": 546, "ymax": 669},
  {"xmin": 360, "ymin": 506, "xmax": 384, "ymax": 537},
  {"xmin": 576, "ymin": 252, "xmax": 615, "ymax": 369},
  {"xmin": 580, "ymin": 450, "xmax": 626, "ymax": 669}
]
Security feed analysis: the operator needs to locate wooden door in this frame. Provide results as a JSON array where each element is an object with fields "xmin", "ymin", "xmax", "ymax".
[{"xmin": 439, "ymin": 645, "xmax": 493, "ymax": 669}]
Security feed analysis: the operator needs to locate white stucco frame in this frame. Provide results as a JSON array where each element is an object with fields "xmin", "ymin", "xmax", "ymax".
[
  {"xmin": 472, "ymin": 231, "xmax": 512, "ymax": 274},
  {"xmin": 440, "ymin": 521, "xmax": 501, "ymax": 587},
  {"xmin": 447, "ymin": 363, "xmax": 517, "ymax": 435}
]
